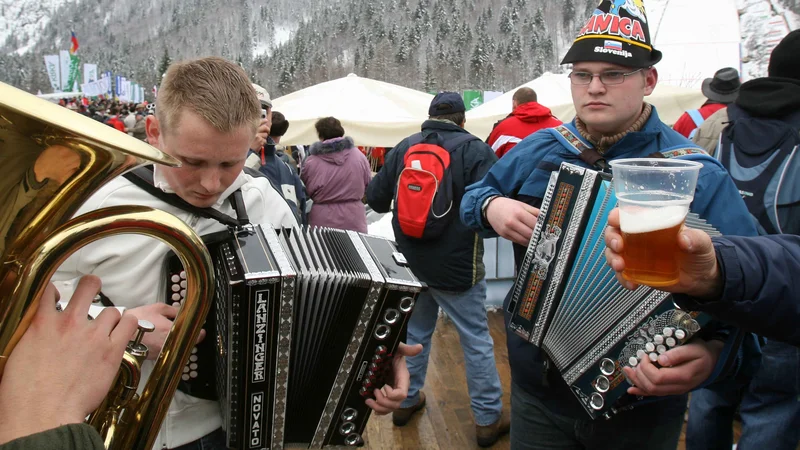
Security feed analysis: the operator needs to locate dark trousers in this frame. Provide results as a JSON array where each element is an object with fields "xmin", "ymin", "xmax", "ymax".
[{"xmin": 509, "ymin": 381, "xmax": 685, "ymax": 450}]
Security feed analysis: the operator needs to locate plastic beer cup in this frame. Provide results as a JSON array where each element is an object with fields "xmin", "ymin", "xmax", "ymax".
[{"xmin": 609, "ymin": 158, "xmax": 703, "ymax": 287}]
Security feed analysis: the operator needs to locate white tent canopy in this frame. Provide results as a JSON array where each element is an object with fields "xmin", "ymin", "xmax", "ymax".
[
  {"xmin": 272, "ymin": 74, "xmax": 433, "ymax": 147},
  {"xmin": 465, "ymin": 73, "xmax": 706, "ymax": 140}
]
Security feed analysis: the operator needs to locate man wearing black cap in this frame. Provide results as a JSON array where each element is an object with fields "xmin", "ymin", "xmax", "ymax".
[
  {"xmin": 460, "ymin": 1, "xmax": 758, "ymax": 448},
  {"xmin": 367, "ymin": 92, "xmax": 509, "ymax": 447},
  {"xmin": 673, "ymin": 67, "xmax": 741, "ymax": 138},
  {"xmin": 682, "ymin": 29, "xmax": 800, "ymax": 450}
]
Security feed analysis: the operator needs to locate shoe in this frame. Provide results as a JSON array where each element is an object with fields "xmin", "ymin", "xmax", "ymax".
[
  {"xmin": 392, "ymin": 391, "xmax": 426, "ymax": 427},
  {"xmin": 476, "ymin": 410, "xmax": 510, "ymax": 448}
]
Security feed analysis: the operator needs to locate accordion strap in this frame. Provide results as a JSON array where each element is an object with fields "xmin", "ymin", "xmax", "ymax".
[
  {"xmin": 123, "ymin": 165, "xmax": 249, "ymax": 228},
  {"xmin": 552, "ymin": 125, "xmax": 610, "ymax": 172}
]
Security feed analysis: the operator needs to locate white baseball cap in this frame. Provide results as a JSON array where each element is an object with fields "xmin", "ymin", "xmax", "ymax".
[{"xmin": 252, "ymin": 83, "xmax": 272, "ymax": 108}]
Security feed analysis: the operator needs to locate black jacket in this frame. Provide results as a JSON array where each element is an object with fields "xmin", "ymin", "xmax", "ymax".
[{"xmin": 367, "ymin": 120, "xmax": 498, "ymax": 291}]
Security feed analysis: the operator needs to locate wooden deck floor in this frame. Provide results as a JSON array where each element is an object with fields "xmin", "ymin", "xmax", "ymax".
[{"xmin": 358, "ymin": 310, "xmax": 740, "ymax": 450}]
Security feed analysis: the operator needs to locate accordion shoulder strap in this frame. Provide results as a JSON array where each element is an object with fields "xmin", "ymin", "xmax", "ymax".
[
  {"xmin": 551, "ymin": 125, "xmax": 610, "ymax": 171},
  {"xmin": 123, "ymin": 165, "xmax": 248, "ymax": 228}
]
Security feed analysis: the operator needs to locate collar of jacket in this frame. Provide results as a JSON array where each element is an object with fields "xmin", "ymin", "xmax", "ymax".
[
  {"xmin": 421, "ymin": 119, "xmax": 465, "ymax": 133},
  {"xmin": 152, "ymin": 165, "xmax": 248, "ymax": 208},
  {"xmin": 569, "ymin": 105, "xmax": 665, "ymax": 160},
  {"xmin": 309, "ymin": 136, "xmax": 354, "ymax": 155}
]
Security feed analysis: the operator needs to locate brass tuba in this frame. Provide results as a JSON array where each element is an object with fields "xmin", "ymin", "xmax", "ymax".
[{"xmin": 0, "ymin": 82, "xmax": 214, "ymax": 450}]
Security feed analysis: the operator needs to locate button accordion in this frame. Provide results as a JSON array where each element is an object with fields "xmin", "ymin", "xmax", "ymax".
[
  {"xmin": 507, "ymin": 162, "xmax": 720, "ymax": 419},
  {"xmin": 165, "ymin": 225, "xmax": 424, "ymax": 449}
]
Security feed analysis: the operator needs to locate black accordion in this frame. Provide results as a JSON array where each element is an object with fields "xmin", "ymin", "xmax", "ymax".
[
  {"xmin": 165, "ymin": 225, "xmax": 424, "ymax": 449},
  {"xmin": 507, "ymin": 162, "xmax": 720, "ymax": 419}
]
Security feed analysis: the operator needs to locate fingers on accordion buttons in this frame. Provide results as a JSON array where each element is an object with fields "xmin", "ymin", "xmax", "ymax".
[
  {"xmin": 628, "ymin": 356, "xmax": 639, "ymax": 367},
  {"xmin": 657, "ymin": 345, "xmax": 667, "ymax": 355},
  {"xmin": 645, "ymin": 342, "xmax": 656, "ymax": 353},
  {"xmin": 649, "ymin": 353, "xmax": 659, "ymax": 362}
]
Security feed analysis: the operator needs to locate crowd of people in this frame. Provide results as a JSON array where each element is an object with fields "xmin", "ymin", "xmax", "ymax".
[{"xmin": 2, "ymin": 1, "xmax": 799, "ymax": 449}]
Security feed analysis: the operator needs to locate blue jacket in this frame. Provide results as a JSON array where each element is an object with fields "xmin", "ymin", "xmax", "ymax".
[
  {"xmin": 247, "ymin": 139, "xmax": 307, "ymax": 225},
  {"xmin": 460, "ymin": 107, "xmax": 759, "ymax": 418},
  {"xmin": 676, "ymin": 235, "xmax": 800, "ymax": 346}
]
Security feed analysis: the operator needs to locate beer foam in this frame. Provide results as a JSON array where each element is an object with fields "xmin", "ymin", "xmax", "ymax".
[{"xmin": 619, "ymin": 205, "xmax": 688, "ymax": 234}]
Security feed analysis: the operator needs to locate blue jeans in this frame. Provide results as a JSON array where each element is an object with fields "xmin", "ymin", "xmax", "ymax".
[
  {"xmin": 170, "ymin": 428, "xmax": 227, "ymax": 450},
  {"xmin": 510, "ymin": 381, "xmax": 685, "ymax": 450},
  {"xmin": 400, "ymin": 279, "xmax": 503, "ymax": 426},
  {"xmin": 687, "ymin": 340, "xmax": 800, "ymax": 450}
]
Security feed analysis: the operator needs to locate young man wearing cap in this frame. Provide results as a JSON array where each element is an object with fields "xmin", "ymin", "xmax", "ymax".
[
  {"xmin": 52, "ymin": 58, "xmax": 418, "ymax": 450},
  {"xmin": 682, "ymin": 29, "xmax": 800, "ymax": 450},
  {"xmin": 460, "ymin": 2, "xmax": 758, "ymax": 448},
  {"xmin": 367, "ymin": 92, "xmax": 510, "ymax": 447},
  {"xmin": 673, "ymin": 67, "xmax": 741, "ymax": 139}
]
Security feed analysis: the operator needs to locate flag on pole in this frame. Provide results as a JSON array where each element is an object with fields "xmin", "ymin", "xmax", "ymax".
[
  {"xmin": 70, "ymin": 31, "xmax": 80, "ymax": 54},
  {"xmin": 44, "ymin": 55, "xmax": 61, "ymax": 92}
]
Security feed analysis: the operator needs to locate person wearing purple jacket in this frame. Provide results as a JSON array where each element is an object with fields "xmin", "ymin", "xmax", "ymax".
[{"xmin": 301, "ymin": 117, "xmax": 371, "ymax": 233}]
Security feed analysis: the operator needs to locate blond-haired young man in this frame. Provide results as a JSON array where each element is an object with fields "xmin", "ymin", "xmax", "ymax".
[{"xmin": 53, "ymin": 57, "xmax": 417, "ymax": 450}]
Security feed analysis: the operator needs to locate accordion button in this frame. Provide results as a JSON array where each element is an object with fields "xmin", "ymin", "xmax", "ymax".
[
  {"xmin": 182, "ymin": 374, "xmax": 190, "ymax": 381},
  {"xmin": 654, "ymin": 335, "xmax": 665, "ymax": 345},
  {"xmin": 589, "ymin": 393, "xmax": 605, "ymax": 411},
  {"xmin": 359, "ymin": 387, "xmax": 370, "ymax": 397},
  {"xmin": 636, "ymin": 350, "xmax": 646, "ymax": 360},
  {"xmin": 180, "ymin": 271, "xmax": 186, "ymax": 279},
  {"xmin": 171, "ymin": 275, "xmax": 180, "ymax": 283},
  {"xmin": 675, "ymin": 329, "xmax": 687, "ymax": 340},
  {"xmin": 172, "ymin": 302, "xmax": 180, "ymax": 308},
  {"xmin": 666, "ymin": 337, "xmax": 677, "ymax": 347},
  {"xmin": 183, "ymin": 366, "xmax": 190, "ymax": 374},
  {"xmin": 171, "ymin": 285, "xmax": 180, "ymax": 292},
  {"xmin": 594, "ymin": 376, "xmax": 610, "ymax": 393},
  {"xmin": 657, "ymin": 345, "xmax": 667, "ymax": 355},
  {"xmin": 180, "ymin": 290, "xmax": 186, "ymax": 298},
  {"xmin": 180, "ymin": 280, "xmax": 187, "ymax": 289},
  {"xmin": 368, "ymin": 363, "xmax": 379, "ymax": 373},
  {"xmin": 172, "ymin": 294, "xmax": 181, "ymax": 301},
  {"xmin": 628, "ymin": 357, "xmax": 639, "ymax": 367},
  {"xmin": 600, "ymin": 358, "xmax": 616, "ymax": 375},
  {"xmin": 190, "ymin": 363, "xmax": 198, "ymax": 370},
  {"xmin": 649, "ymin": 353, "xmax": 659, "ymax": 362},
  {"xmin": 645, "ymin": 342, "xmax": 656, "ymax": 353},
  {"xmin": 663, "ymin": 327, "xmax": 675, "ymax": 337},
  {"xmin": 190, "ymin": 355, "xmax": 198, "ymax": 362},
  {"xmin": 342, "ymin": 408, "xmax": 358, "ymax": 422},
  {"xmin": 372, "ymin": 355, "xmax": 384, "ymax": 364},
  {"xmin": 375, "ymin": 345, "xmax": 388, "ymax": 356}
]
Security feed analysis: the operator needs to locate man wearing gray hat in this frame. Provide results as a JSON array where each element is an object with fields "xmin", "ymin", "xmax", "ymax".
[{"xmin": 673, "ymin": 67, "xmax": 741, "ymax": 138}]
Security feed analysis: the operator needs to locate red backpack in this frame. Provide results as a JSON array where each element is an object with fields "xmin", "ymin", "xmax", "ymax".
[{"xmin": 393, "ymin": 132, "xmax": 478, "ymax": 240}]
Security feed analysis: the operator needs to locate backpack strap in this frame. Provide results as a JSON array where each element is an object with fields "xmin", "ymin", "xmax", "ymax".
[
  {"xmin": 123, "ymin": 166, "xmax": 248, "ymax": 228},
  {"xmin": 552, "ymin": 124, "xmax": 610, "ymax": 171},
  {"xmin": 687, "ymin": 109, "xmax": 705, "ymax": 128},
  {"xmin": 657, "ymin": 146, "xmax": 709, "ymax": 159}
]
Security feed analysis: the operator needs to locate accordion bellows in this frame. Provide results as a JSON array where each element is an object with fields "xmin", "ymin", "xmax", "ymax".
[
  {"xmin": 165, "ymin": 226, "xmax": 424, "ymax": 449},
  {"xmin": 508, "ymin": 163, "xmax": 718, "ymax": 419}
]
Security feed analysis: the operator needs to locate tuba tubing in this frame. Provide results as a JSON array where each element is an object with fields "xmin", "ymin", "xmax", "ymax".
[{"xmin": 0, "ymin": 205, "xmax": 214, "ymax": 450}]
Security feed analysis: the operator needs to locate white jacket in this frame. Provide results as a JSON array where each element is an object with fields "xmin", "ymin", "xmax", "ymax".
[{"xmin": 53, "ymin": 166, "xmax": 297, "ymax": 449}]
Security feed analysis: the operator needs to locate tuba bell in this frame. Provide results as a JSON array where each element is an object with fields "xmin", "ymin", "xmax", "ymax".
[{"xmin": 0, "ymin": 82, "xmax": 215, "ymax": 450}]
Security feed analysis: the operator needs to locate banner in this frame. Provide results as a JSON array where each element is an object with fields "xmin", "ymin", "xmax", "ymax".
[
  {"xmin": 83, "ymin": 64, "xmax": 98, "ymax": 84},
  {"xmin": 115, "ymin": 75, "xmax": 122, "ymax": 96},
  {"xmin": 463, "ymin": 90, "xmax": 484, "ymax": 111},
  {"xmin": 59, "ymin": 50, "xmax": 71, "ymax": 91},
  {"xmin": 140, "ymin": 86, "xmax": 145, "ymax": 102},
  {"xmin": 44, "ymin": 55, "xmax": 61, "ymax": 92},
  {"xmin": 64, "ymin": 54, "xmax": 80, "ymax": 92},
  {"xmin": 483, "ymin": 91, "xmax": 503, "ymax": 103},
  {"xmin": 105, "ymin": 71, "xmax": 113, "ymax": 95},
  {"xmin": 132, "ymin": 83, "xmax": 139, "ymax": 102}
]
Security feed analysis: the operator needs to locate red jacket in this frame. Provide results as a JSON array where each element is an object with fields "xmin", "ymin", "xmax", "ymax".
[
  {"xmin": 673, "ymin": 102, "xmax": 727, "ymax": 138},
  {"xmin": 106, "ymin": 115, "xmax": 126, "ymax": 133},
  {"xmin": 487, "ymin": 102, "xmax": 563, "ymax": 158}
]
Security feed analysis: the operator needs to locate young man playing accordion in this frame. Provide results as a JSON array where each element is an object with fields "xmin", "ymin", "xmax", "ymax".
[
  {"xmin": 51, "ymin": 57, "xmax": 418, "ymax": 450},
  {"xmin": 460, "ymin": 1, "xmax": 759, "ymax": 449}
]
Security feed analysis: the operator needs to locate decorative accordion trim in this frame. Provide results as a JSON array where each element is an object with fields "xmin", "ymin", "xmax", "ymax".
[
  {"xmin": 309, "ymin": 231, "xmax": 386, "ymax": 448},
  {"xmin": 532, "ymin": 168, "xmax": 597, "ymax": 346},
  {"xmin": 509, "ymin": 172, "xmax": 557, "ymax": 340},
  {"xmin": 260, "ymin": 227, "xmax": 295, "ymax": 450}
]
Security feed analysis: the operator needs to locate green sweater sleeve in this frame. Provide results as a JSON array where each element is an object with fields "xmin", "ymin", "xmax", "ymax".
[{"xmin": 0, "ymin": 424, "xmax": 104, "ymax": 450}]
